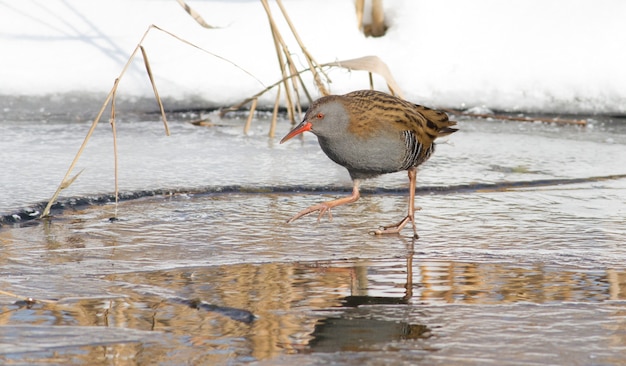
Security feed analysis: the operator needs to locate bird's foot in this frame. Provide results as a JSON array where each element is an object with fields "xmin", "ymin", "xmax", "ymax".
[
  {"xmin": 286, "ymin": 187, "xmax": 361, "ymax": 225},
  {"xmin": 286, "ymin": 203, "xmax": 333, "ymax": 224},
  {"xmin": 372, "ymin": 215, "xmax": 419, "ymax": 239}
]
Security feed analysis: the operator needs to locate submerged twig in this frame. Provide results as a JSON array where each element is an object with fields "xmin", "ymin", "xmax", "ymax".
[{"xmin": 0, "ymin": 289, "xmax": 57, "ymax": 306}]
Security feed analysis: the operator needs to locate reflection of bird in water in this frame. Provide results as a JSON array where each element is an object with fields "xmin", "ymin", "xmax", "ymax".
[
  {"xmin": 281, "ymin": 90, "xmax": 457, "ymax": 238},
  {"xmin": 306, "ymin": 242, "xmax": 427, "ymax": 353}
]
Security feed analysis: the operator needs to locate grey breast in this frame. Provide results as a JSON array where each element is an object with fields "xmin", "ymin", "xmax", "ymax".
[{"xmin": 317, "ymin": 128, "xmax": 407, "ymax": 180}]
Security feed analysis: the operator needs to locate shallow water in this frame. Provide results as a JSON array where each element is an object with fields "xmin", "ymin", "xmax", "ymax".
[{"xmin": 1, "ymin": 111, "xmax": 626, "ymax": 365}]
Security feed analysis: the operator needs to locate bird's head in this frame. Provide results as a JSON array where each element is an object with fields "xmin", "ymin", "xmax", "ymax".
[{"xmin": 279, "ymin": 96, "xmax": 348, "ymax": 144}]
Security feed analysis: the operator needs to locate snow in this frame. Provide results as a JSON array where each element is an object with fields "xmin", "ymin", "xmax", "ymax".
[{"xmin": 1, "ymin": 0, "xmax": 625, "ymax": 114}]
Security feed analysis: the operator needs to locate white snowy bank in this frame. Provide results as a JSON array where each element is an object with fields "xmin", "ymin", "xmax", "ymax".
[{"xmin": 1, "ymin": 0, "xmax": 625, "ymax": 114}]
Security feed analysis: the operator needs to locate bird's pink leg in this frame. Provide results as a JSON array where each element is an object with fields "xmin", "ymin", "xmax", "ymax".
[
  {"xmin": 374, "ymin": 167, "xmax": 419, "ymax": 238},
  {"xmin": 287, "ymin": 180, "xmax": 361, "ymax": 224}
]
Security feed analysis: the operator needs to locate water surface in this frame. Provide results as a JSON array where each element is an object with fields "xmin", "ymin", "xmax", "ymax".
[{"xmin": 1, "ymin": 112, "xmax": 625, "ymax": 364}]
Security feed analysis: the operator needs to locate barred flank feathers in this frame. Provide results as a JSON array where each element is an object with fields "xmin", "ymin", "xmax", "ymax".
[{"xmin": 341, "ymin": 90, "xmax": 456, "ymax": 166}]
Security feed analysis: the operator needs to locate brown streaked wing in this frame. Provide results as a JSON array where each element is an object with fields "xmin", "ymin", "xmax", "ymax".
[{"xmin": 341, "ymin": 90, "xmax": 457, "ymax": 142}]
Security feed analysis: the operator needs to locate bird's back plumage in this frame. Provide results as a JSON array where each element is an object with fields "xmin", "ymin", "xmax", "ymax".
[{"xmin": 336, "ymin": 90, "xmax": 457, "ymax": 171}]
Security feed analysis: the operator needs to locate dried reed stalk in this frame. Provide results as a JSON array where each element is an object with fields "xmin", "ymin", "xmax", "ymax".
[
  {"xmin": 41, "ymin": 27, "xmax": 155, "ymax": 218},
  {"xmin": 244, "ymin": 98, "xmax": 258, "ymax": 134},
  {"xmin": 234, "ymin": 0, "xmax": 335, "ymax": 133},
  {"xmin": 366, "ymin": 0, "xmax": 386, "ymax": 37},
  {"xmin": 323, "ymin": 56, "xmax": 403, "ymax": 98},
  {"xmin": 221, "ymin": 55, "xmax": 403, "ymax": 119},
  {"xmin": 269, "ymin": 84, "xmax": 282, "ymax": 137},
  {"xmin": 275, "ymin": 0, "xmax": 330, "ymax": 96},
  {"xmin": 176, "ymin": 0, "xmax": 218, "ymax": 29},
  {"xmin": 110, "ymin": 79, "xmax": 120, "ymax": 215},
  {"xmin": 355, "ymin": 0, "xmax": 387, "ymax": 37},
  {"xmin": 355, "ymin": 0, "xmax": 365, "ymax": 31},
  {"xmin": 140, "ymin": 45, "xmax": 170, "ymax": 135},
  {"xmin": 286, "ymin": 54, "xmax": 304, "ymax": 121},
  {"xmin": 442, "ymin": 109, "xmax": 587, "ymax": 126},
  {"xmin": 42, "ymin": 90, "xmax": 115, "ymax": 218},
  {"xmin": 260, "ymin": 0, "xmax": 297, "ymax": 124},
  {"xmin": 41, "ymin": 25, "xmax": 260, "ymax": 218}
]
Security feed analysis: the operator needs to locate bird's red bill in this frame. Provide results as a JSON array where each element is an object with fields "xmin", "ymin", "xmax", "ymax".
[{"xmin": 279, "ymin": 121, "xmax": 312, "ymax": 143}]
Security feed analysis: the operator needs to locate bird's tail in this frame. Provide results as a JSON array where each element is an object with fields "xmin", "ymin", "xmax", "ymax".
[{"xmin": 414, "ymin": 104, "xmax": 458, "ymax": 138}]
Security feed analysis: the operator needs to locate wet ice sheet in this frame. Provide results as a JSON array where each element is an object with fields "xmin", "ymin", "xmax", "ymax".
[
  {"xmin": 1, "ymin": 177, "xmax": 626, "ymax": 364},
  {"xmin": 1, "ymin": 113, "xmax": 625, "ymax": 216},
  {"xmin": 1, "ymin": 114, "xmax": 626, "ymax": 364},
  {"xmin": 3, "ymin": 178, "xmax": 625, "ymax": 276}
]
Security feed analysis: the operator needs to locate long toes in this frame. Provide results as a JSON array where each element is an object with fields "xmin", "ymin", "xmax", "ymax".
[
  {"xmin": 287, "ymin": 204, "xmax": 333, "ymax": 224},
  {"xmin": 375, "ymin": 229, "xmax": 399, "ymax": 235},
  {"xmin": 286, "ymin": 215, "xmax": 300, "ymax": 224},
  {"xmin": 372, "ymin": 227, "xmax": 400, "ymax": 235},
  {"xmin": 314, "ymin": 207, "xmax": 333, "ymax": 223},
  {"xmin": 286, "ymin": 209, "xmax": 313, "ymax": 224}
]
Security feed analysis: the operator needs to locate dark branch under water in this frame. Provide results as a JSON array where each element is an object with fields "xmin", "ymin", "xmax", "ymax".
[{"xmin": 2, "ymin": 173, "xmax": 625, "ymax": 228}]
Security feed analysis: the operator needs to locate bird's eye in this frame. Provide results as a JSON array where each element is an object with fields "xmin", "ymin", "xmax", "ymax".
[{"xmin": 316, "ymin": 113, "xmax": 324, "ymax": 119}]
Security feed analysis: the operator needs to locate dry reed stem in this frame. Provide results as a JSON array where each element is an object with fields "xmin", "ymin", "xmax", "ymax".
[
  {"xmin": 176, "ymin": 0, "xmax": 218, "ymax": 29},
  {"xmin": 442, "ymin": 108, "xmax": 587, "ymax": 126},
  {"xmin": 110, "ymin": 79, "xmax": 120, "ymax": 214},
  {"xmin": 41, "ymin": 28, "xmax": 149, "ymax": 218},
  {"xmin": 59, "ymin": 170, "xmax": 83, "ymax": 190},
  {"xmin": 355, "ymin": 0, "xmax": 365, "ymax": 31},
  {"xmin": 275, "ymin": 0, "xmax": 330, "ymax": 96},
  {"xmin": 218, "ymin": 67, "xmax": 314, "ymax": 117},
  {"xmin": 244, "ymin": 98, "xmax": 258, "ymax": 134},
  {"xmin": 287, "ymin": 56, "xmax": 304, "ymax": 122},
  {"xmin": 220, "ymin": 0, "xmax": 334, "ymax": 133},
  {"xmin": 221, "ymin": 56, "xmax": 402, "ymax": 120},
  {"xmin": 149, "ymin": 25, "xmax": 264, "ymax": 86},
  {"xmin": 355, "ymin": 0, "xmax": 387, "ymax": 37},
  {"xmin": 324, "ymin": 56, "xmax": 404, "ymax": 98},
  {"xmin": 295, "ymin": 69, "xmax": 313, "ymax": 105},
  {"xmin": 269, "ymin": 84, "xmax": 282, "ymax": 138},
  {"xmin": 140, "ymin": 45, "xmax": 170, "ymax": 135},
  {"xmin": 42, "ymin": 90, "xmax": 115, "ymax": 217},
  {"xmin": 41, "ymin": 25, "xmax": 261, "ymax": 218},
  {"xmin": 366, "ymin": 0, "xmax": 387, "ymax": 37},
  {"xmin": 260, "ymin": 0, "xmax": 297, "ymax": 124}
]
